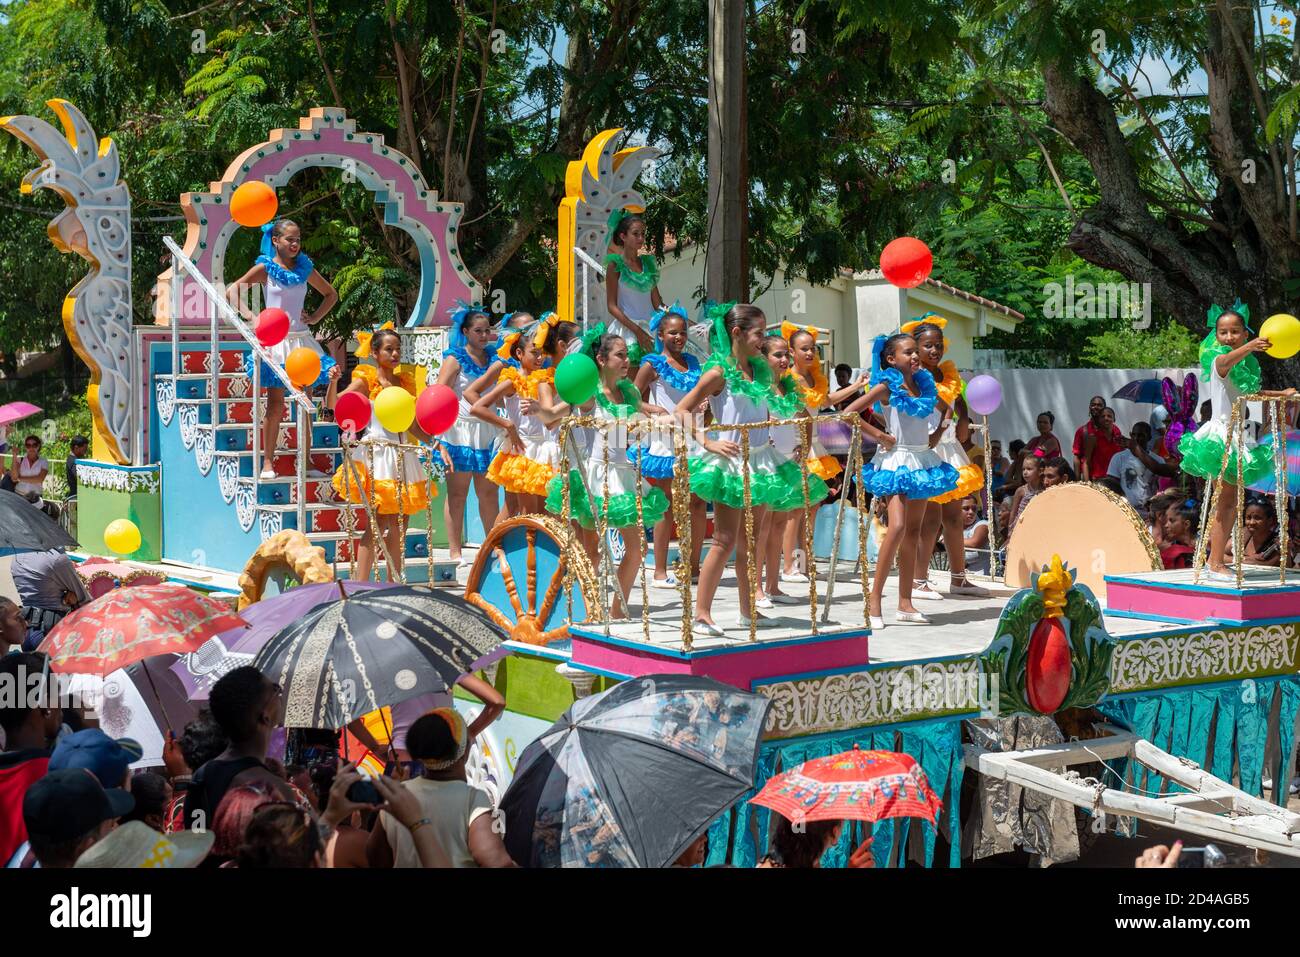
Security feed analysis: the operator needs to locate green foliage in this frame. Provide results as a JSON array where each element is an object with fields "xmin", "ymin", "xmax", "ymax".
[{"xmin": 1080, "ymin": 321, "xmax": 1201, "ymax": 369}]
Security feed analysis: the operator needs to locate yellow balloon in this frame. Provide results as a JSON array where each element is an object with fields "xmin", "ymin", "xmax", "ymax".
[
  {"xmin": 373, "ymin": 386, "xmax": 415, "ymax": 433},
  {"xmin": 1261, "ymin": 313, "xmax": 1300, "ymax": 359},
  {"xmin": 104, "ymin": 518, "xmax": 141, "ymax": 555}
]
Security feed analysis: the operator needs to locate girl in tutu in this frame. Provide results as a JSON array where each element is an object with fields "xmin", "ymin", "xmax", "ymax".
[
  {"xmin": 779, "ymin": 321, "xmax": 867, "ymax": 583},
  {"xmin": 227, "ymin": 219, "xmax": 340, "ymax": 479},
  {"xmin": 631, "ymin": 303, "xmax": 705, "ymax": 586},
  {"xmin": 906, "ymin": 317, "xmax": 990, "ymax": 598},
  {"xmin": 434, "ymin": 303, "xmax": 500, "ymax": 564},
  {"xmin": 331, "ymin": 327, "xmax": 432, "ymax": 582},
  {"xmin": 470, "ymin": 325, "xmax": 559, "ymax": 515},
  {"xmin": 1178, "ymin": 301, "xmax": 1294, "ymax": 576},
  {"xmin": 673, "ymin": 303, "xmax": 835, "ymax": 636},
  {"xmin": 844, "ymin": 332, "xmax": 959, "ymax": 627},
  {"xmin": 604, "ymin": 212, "xmax": 660, "ymax": 365},
  {"xmin": 543, "ymin": 330, "xmax": 670, "ymax": 614}
]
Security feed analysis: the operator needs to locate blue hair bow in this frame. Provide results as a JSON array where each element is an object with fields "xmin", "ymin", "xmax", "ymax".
[
  {"xmin": 649, "ymin": 301, "xmax": 689, "ymax": 351},
  {"xmin": 260, "ymin": 222, "xmax": 276, "ymax": 259},
  {"xmin": 447, "ymin": 300, "xmax": 488, "ymax": 351}
]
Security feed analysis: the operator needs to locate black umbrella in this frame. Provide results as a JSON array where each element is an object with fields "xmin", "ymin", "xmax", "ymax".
[
  {"xmin": 499, "ymin": 674, "xmax": 772, "ymax": 868},
  {"xmin": 0, "ymin": 488, "xmax": 76, "ymax": 553},
  {"xmin": 252, "ymin": 585, "xmax": 506, "ymax": 729}
]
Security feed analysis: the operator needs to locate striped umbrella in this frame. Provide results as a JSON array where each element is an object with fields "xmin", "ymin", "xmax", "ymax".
[{"xmin": 751, "ymin": 746, "xmax": 942, "ymax": 827}]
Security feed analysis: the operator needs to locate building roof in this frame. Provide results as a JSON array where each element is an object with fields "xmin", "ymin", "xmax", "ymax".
[{"xmin": 849, "ymin": 269, "xmax": 1025, "ymax": 321}]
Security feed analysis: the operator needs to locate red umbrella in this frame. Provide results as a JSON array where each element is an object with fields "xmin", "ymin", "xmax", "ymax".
[
  {"xmin": 751, "ymin": 746, "xmax": 943, "ymax": 826},
  {"xmin": 39, "ymin": 584, "xmax": 246, "ymax": 676}
]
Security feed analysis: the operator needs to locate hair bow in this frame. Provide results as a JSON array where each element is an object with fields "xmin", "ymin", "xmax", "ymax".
[
  {"xmin": 650, "ymin": 301, "xmax": 689, "ymax": 349},
  {"xmin": 447, "ymin": 301, "xmax": 489, "ymax": 351},
  {"xmin": 497, "ymin": 330, "xmax": 524, "ymax": 361},
  {"xmin": 259, "ymin": 221, "xmax": 277, "ymax": 259},
  {"xmin": 1184, "ymin": 498, "xmax": 1197, "ymax": 510},
  {"xmin": 779, "ymin": 320, "xmax": 827, "ymax": 342},
  {"xmin": 1206, "ymin": 299, "xmax": 1253, "ymax": 331},
  {"xmin": 704, "ymin": 300, "xmax": 738, "ymax": 356},
  {"xmin": 581, "ymin": 321, "xmax": 608, "ymax": 358},
  {"xmin": 531, "ymin": 311, "xmax": 562, "ymax": 351},
  {"xmin": 607, "ymin": 208, "xmax": 628, "ymax": 235},
  {"xmin": 899, "ymin": 313, "xmax": 947, "ymax": 334},
  {"xmin": 355, "ymin": 321, "xmax": 395, "ymax": 359}
]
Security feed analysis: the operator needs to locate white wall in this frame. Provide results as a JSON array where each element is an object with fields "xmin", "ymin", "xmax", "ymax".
[{"xmin": 974, "ymin": 367, "xmax": 1199, "ymax": 453}]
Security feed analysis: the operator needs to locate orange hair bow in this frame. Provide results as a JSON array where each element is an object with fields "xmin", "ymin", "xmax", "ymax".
[
  {"xmin": 497, "ymin": 330, "xmax": 523, "ymax": 361},
  {"xmin": 531, "ymin": 311, "xmax": 562, "ymax": 351},
  {"xmin": 355, "ymin": 321, "xmax": 395, "ymax": 359},
  {"xmin": 779, "ymin": 320, "xmax": 827, "ymax": 342},
  {"xmin": 899, "ymin": 313, "xmax": 947, "ymax": 335}
]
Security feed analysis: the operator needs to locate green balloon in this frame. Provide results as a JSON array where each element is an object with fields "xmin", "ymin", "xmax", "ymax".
[{"xmin": 555, "ymin": 353, "xmax": 599, "ymax": 405}]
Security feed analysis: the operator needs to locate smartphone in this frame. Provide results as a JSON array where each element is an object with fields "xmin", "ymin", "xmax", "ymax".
[
  {"xmin": 1176, "ymin": 843, "xmax": 1227, "ymax": 868},
  {"xmin": 346, "ymin": 777, "xmax": 381, "ymax": 805}
]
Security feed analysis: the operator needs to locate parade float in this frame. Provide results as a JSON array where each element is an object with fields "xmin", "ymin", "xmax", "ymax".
[{"xmin": 5, "ymin": 100, "xmax": 1299, "ymax": 867}]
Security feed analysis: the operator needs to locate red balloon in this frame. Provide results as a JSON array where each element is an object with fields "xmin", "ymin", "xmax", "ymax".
[
  {"xmin": 416, "ymin": 384, "xmax": 458, "ymax": 436},
  {"xmin": 256, "ymin": 308, "xmax": 290, "ymax": 347},
  {"xmin": 334, "ymin": 391, "xmax": 372, "ymax": 435},
  {"xmin": 879, "ymin": 237, "xmax": 933, "ymax": 289}
]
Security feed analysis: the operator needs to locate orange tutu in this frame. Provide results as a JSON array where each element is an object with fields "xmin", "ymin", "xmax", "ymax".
[
  {"xmin": 932, "ymin": 463, "xmax": 984, "ymax": 504},
  {"xmin": 332, "ymin": 459, "xmax": 432, "ymax": 516},
  {"xmin": 487, "ymin": 450, "xmax": 556, "ymax": 497},
  {"xmin": 807, "ymin": 454, "xmax": 843, "ymax": 481}
]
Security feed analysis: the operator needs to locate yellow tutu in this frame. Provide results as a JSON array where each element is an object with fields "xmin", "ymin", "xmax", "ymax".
[
  {"xmin": 931, "ymin": 463, "xmax": 984, "ymax": 505},
  {"xmin": 487, "ymin": 450, "xmax": 556, "ymax": 497},
  {"xmin": 332, "ymin": 458, "xmax": 432, "ymax": 516}
]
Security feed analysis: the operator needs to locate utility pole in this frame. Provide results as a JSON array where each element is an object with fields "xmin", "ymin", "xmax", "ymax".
[{"xmin": 707, "ymin": 0, "xmax": 748, "ymax": 304}]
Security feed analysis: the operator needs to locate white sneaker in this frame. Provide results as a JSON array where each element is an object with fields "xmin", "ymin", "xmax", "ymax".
[
  {"xmin": 693, "ymin": 620, "xmax": 726, "ymax": 638},
  {"xmin": 869, "ymin": 615, "xmax": 885, "ymax": 630},
  {"xmin": 781, "ymin": 571, "xmax": 811, "ymax": 584},
  {"xmin": 259, "ymin": 468, "xmax": 278, "ymax": 480},
  {"xmin": 735, "ymin": 613, "xmax": 767, "ymax": 629},
  {"xmin": 755, "ymin": 596, "xmax": 775, "ymax": 610},
  {"xmin": 767, "ymin": 592, "xmax": 804, "ymax": 605},
  {"xmin": 650, "ymin": 575, "xmax": 679, "ymax": 589},
  {"xmin": 912, "ymin": 580, "xmax": 944, "ymax": 601},
  {"xmin": 949, "ymin": 580, "xmax": 991, "ymax": 598}
]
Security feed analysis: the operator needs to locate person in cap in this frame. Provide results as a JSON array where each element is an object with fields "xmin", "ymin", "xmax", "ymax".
[
  {"xmin": 49, "ymin": 728, "xmax": 142, "ymax": 790},
  {"xmin": 0, "ymin": 652, "xmax": 61, "ymax": 866},
  {"xmin": 21, "ymin": 768, "xmax": 134, "ymax": 868},
  {"xmin": 365, "ymin": 708, "xmax": 515, "ymax": 868},
  {"xmin": 75, "ymin": 819, "xmax": 213, "ymax": 869}
]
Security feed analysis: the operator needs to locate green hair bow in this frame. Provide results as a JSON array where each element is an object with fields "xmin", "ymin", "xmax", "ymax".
[
  {"xmin": 704, "ymin": 300, "xmax": 738, "ymax": 357},
  {"xmin": 1206, "ymin": 299, "xmax": 1252, "ymax": 331}
]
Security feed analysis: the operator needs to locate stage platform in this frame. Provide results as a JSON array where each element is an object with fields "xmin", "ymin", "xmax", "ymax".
[{"xmin": 1105, "ymin": 565, "xmax": 1300, "ymax": 624}]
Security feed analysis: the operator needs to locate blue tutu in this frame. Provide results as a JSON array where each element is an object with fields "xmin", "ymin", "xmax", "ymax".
[
  {"xmin": 626, "ymin": 446, "xmax": 675, "ymax": 479},
  {"xmin": 861, "ymin": 460, "xmax": 960, "ymax": 500},
  {"xmin": 443, "ymin": 442, "xmax": 495, "ymax": 474},
  {"xmin": 244, "ymin": 351, "xmax": 336, "ymax": 390}
]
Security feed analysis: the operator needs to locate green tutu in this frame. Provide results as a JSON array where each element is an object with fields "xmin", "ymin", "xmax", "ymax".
[
  {"xmin": 688, "ymin": 455, "xmax": 829, "ymax": 511},
  {"xmin": 1178, "ymin": 430, "xmax": 1273, "ymax": 485},
  {"xmin": 544, "ymin": 469, "xmax": 669, "ymax": 529}
]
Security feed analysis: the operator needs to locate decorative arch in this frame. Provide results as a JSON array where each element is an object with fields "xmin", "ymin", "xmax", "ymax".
[{"xmin": 158, "ymin": 107, "xmax": 479, "ymax": 328}]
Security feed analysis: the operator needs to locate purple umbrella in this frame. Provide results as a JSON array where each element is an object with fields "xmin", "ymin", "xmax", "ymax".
[
  {"xmin": 1113, "ymin": 378, "xmax": 1164, "ymax": 404},
  {"xmin": 170, "ymin": 581, "xmax": 393, "ymax": 700}
]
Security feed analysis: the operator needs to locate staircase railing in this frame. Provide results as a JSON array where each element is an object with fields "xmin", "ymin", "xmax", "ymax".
[{"xmin": 164, "ymin": 236, "xmax": 314, "ymax": 537}]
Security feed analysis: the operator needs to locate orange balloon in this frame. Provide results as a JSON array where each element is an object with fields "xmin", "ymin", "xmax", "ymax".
[
  {"xmin": 285, "ymin": 347, "xmax": 321, "ymax": 388},
  {"xmin": 230, "ymin": 181, "xmax": 278, "ymax": 228}
]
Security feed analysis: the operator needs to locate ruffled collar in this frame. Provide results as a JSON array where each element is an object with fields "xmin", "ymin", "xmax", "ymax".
[
  {"xmin": 768, "ymin": 374, "xmax": 804, "ymax": 419},
  {"xmin": 930, "ymin": 359, "xmax": 963, "ymax": 407},
  {"xmin": 1199, "ymin": 333, "xmax": 1262, "ymax": 393},
  {"xmin": 793, "ymin": 363, "xmax": 830, "ymax": 409},
  {"xmin": 879, "ymin": 366, "xmax": 938, "ymax": 418},
  {"xmin": 500, "ymin": 366, "xmax": 554, "ymax": 400},
  {"xmin": 604, "ymin": 253, "xmax": 659, "ymax": 293},
  {"xmin": 703, "ymin": 349, "xmax": 777, "ymax": 409},
  {"xmin": 595, "ymin": 378, "xmax": 642, "ymax": 418},
  {"xmin": 445, "ymin": 345, "xmax": 491, "ymax": 380},
  {"xmin": 258, "ymin": 253, "xmax": 313, "ymax": 287},
  {"xmin": 643, "ymin": 351, "xmax": 701, "ymax": 391}
]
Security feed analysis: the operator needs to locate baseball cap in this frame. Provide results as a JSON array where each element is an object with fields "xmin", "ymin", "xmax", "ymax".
[
  {"xmin": 24, "ymin": 768, "xmax": 135, "ymax": 845},
  {"xmin": 75, "ymin": 820, "xmax": 214, "ymax": 869},
  {"xmin": 50, "ymin": 728, "xmax": 143, "ymax": 787}
]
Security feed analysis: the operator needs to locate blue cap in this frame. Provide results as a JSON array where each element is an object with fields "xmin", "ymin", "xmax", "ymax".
[{"xmin": 50, "ymin": 728, "xmax": 144, "ymax": 788}]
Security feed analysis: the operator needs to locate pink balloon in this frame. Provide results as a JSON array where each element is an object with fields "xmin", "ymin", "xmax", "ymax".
[
  {"xmin": 416, "ymin": 384, "xmax": 458, "ymax": 436},
  {"xmin": 879, "ymin": 237, "xmax": 933, "ymax": 289},
  {"xmin": 255, "ymin": 307, "xmax": 290, "ymax": 347},
  {"xmin": 334, "ymin": 391, "xmax": 372, "ymax": 435},
  {"xmin": 965, "ymin": 375, "xmax": 1002, "ymax": 416}
]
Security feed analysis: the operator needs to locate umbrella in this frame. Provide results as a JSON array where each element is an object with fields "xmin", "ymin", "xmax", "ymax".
[
  {"xmin": 0, "ymin": 488, "xmax": 77, "ymax": 553},
  {"xmin": 251, "ymin": 585, "xmax": 505, "ymax": 730},
  {"xmin": 65, "ymin": 653, "xmax": 201, "ymax": 759},
  {"xmin": 750, "ymin": 746, "xmax": 943, "ymax": 827},
  {"xmin": 1247, "ymin": 429, "xmax": 1300, "ymax": 497},
  {"xmin": 38, "ymin": 583, "xmax": 247, "ymax": 676},
  {"xmin": 0, "ymin": 401, "xmax": 41, "ymax": 429},
  {"xmin": 499, "ymin": 674, "xmax": 771, "ymax": 868},
  {"xmin": 172, "ymin": 580, "xmax": 393, "ymax": 701},
  {"xmin": 1112, "ymin": 378, "xmax": 1163, "ymax": 404}
]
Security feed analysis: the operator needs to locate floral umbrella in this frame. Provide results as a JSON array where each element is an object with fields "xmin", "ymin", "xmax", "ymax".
[
  {"xmin": 39, "ymin": 584, "xmax": 247, "ymax": 676},
  {"xmin": 751, "ymin": 746, "xmax": 943, "ymax": 826}
]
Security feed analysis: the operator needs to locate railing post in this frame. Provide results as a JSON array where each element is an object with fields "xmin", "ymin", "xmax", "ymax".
[
  {"xmin": 252, "ymin": 355, "xmax": 261, "ymax": 477},
  {"xmin": 209, "ymin": 294, "xmax": 219, "ymax": 435},
  {"xmin": 170, "ymin": 255, "xmax": 181, "ymax": 382},
  {"xmin": 297, "ymin": 403, "xmax": 308, "ymax": 537},
  {"xmin": 580, "ymin": 258, "xmax": 588, "ymax": 334}
]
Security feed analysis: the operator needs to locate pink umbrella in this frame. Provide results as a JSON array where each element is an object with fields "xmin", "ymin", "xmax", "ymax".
[{"xmin": 0, "ymin": 402, "xmax": 41, "ymax": 429}]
